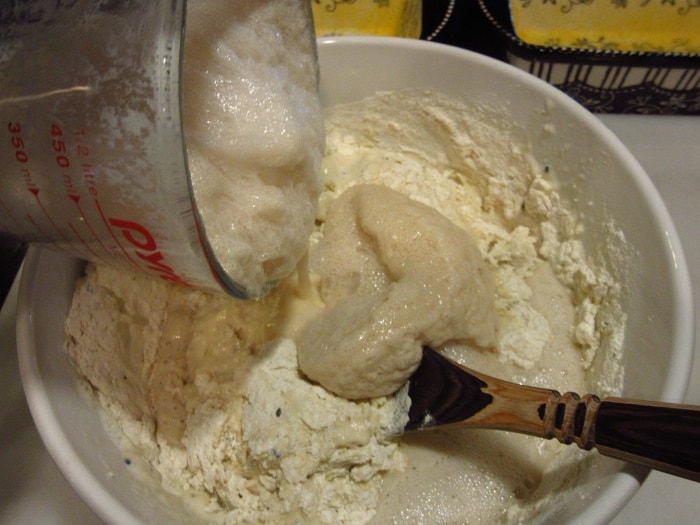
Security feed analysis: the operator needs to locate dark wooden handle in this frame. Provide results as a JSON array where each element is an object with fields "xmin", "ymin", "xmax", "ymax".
[
  {"xmin": 407, "ymin": 348, "xmax": 700, "ymax": 482},
  {"xmin": 594, "ymin": 398, "xmax": 700, "ymax": 482}
]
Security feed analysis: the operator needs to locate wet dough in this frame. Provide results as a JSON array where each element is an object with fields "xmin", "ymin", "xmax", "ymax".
[{"xmin": 297, "ymin": 184, "xmax": 498, "ymax": 399}]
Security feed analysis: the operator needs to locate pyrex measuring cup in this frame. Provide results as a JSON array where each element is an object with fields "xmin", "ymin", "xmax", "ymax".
[{"xmin": 0, "ymin": 0, "xmax": 249, "ymax": 297}]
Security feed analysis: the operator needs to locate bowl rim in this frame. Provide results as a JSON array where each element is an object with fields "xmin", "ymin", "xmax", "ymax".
[
  {"xmin": 16, "ymin": 35, "xmax": 696, "ymax": 525},
  {"xmin": 16, "ymin": 250, "xmax": 142, "ymax": 525}
]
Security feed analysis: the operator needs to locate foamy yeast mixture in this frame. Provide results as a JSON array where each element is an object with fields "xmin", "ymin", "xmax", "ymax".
[
  {"xmin": 182, "ymin": 0, "xmax": 324, "ymax": 297},
  {"xmin": 297, "ymin": 184, "xmax": 498, "ymax": 399},
  {"xmin": 65, "ymin": 88, "xmax": 627, "ymax": 524}
]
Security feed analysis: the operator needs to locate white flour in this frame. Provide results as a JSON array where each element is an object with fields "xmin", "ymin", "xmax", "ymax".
[{"xmin": 66, "ymin": 263, "xmax": 409, "ymax": 524}]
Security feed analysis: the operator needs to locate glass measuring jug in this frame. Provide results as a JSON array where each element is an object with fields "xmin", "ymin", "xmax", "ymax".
[{"xmin": 0, "ymin": 0, "xmax": 299, "ymax": 299}]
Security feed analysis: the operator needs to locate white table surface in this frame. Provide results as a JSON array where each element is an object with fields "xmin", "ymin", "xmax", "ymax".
[{"xmin": 1, "ymin": 113, "xmax": 698, "ymax": 524}]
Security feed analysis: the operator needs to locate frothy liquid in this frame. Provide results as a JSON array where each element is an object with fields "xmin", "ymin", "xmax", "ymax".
[{"xmin": 182, "ymin": 0, "xmax": 324, "ymax": 297}]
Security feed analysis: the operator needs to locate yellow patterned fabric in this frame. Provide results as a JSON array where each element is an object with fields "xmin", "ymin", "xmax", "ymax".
[
  {"xmin": 311, "ymin": 0, "xmax": 422, "ymax": 38},
  {"xmin": 510, "ymin": 0, "xmax": 700, "ymax": 54}
]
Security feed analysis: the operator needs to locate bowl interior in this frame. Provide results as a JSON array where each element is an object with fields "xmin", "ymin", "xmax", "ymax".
[
  {"xmin": 17, "ymin": 37, "xmax": 694, "ymax": 525},
  {"xmin": 17, "ymin": 253, "xmax": 193, "ymax": 524},
  {"xmin": 316, "ymin": 36, "xmax": 693, "ymax": 402}
]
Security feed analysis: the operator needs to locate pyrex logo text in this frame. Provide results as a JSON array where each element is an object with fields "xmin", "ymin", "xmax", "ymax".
[{"xmin": 108, "ymin": 218, "xmax": 191, "ymax": 287}]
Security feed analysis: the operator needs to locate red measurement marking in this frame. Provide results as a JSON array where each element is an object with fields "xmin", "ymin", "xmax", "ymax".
[
  {"xmin": 69, "ymin": 195, "xmax": 111, "ymax": 264},
  {"xmin": 81, "ymin": 164, "xmax": 98, "ymax": 197},
  {"xmin": 68, "ymin": 221, "xmax": 105, "ymax": 263},
  {"xmin": 63, "ymin": 174, "xmax": 78, "ymax": 199},
  {"xmin": 50, "ymin": 123, "xmax": 71, "ymax": 169},
  {"xmin": 94, "ymin": 199, "xmax": 144, "ymax": 272},
  {"xmin": 29, "ymin": 188, "xmax": 70, "ymax": 243},
  {"xmin": 26, "ymin": 212, "xmax": 74, "ymax": 258},
  {"xmin": 7, "ymin": 122, "xmax": 29, "ymax": 164},
  {"xmin": 74, "ymin": 129, "xmax": 90, "ymax": 159},
  {"xmin": 27, "ymin": 212, "xmax": 51, "ymax": 239},
  {"xmin": 21, "ymin": 168, "xmax": 39, "ymax": 194}
]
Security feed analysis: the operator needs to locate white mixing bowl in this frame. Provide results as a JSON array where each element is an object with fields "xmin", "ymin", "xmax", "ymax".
[{"xmin": 16, "ymin": 37, "xmax": 694, "ymax": 524}]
